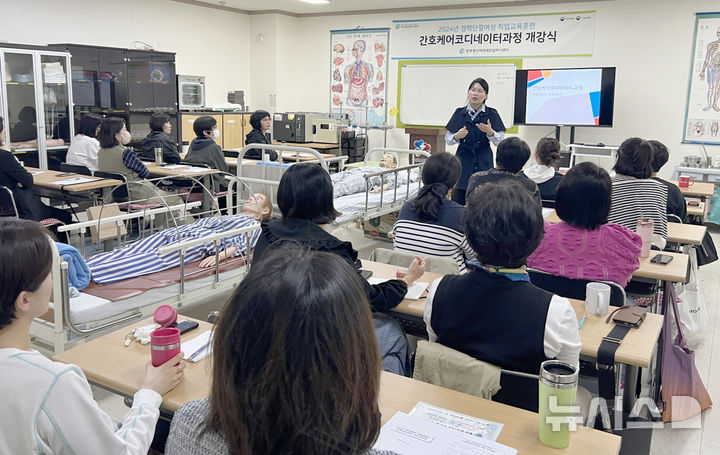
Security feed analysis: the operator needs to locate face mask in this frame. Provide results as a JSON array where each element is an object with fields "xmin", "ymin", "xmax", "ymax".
[
  {"xmin": 118, "ymin": 130, "xmax": 131, "ymax": 145},
  {"xmin": 212, "ymin": 128, "xmax": 220, "ymax": 139}
]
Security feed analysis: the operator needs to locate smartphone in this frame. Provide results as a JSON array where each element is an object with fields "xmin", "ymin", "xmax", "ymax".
[
  {"xmin": 174, "ymin": 319, "xmax": 199, "ymax": 334},
  {"xmin": 360, "ymin": 269, "xmax": 373, "ymax": 280},
  {"xmin": 650, "ymin": 254, "xmax": 673, "ymax": 265}
]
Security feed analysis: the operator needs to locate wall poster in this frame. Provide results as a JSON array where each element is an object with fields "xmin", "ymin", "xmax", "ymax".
[
  {"xmin": 684, "ymin": 12, "xmax": 720, "ymax": 144},
  {"xmin": 330, "ymin": 28, "xmax": 389, "ymax": 125}
]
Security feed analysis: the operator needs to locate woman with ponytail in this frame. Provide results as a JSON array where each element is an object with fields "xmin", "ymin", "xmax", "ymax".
[
  {"xmin": 393, "ymin": 152, "xmax": 475, "ymax": 272},
  {"xmin": 608, "ymin": 137, "xmax": 668, "ymax": 249},
  {"xmin": 523, "ymin": 137, "xmax": 564, "ymax": 204}
]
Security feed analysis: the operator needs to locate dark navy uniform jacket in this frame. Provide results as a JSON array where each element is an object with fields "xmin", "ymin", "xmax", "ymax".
[{"xmin": 445, "ymin": 105, "xmax": 505, "ymax": 190}]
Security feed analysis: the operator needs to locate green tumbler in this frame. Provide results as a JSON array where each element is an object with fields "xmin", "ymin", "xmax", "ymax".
[{"xmin": 538, "ymin": 360, "xmax": 578, "ymax": 448}]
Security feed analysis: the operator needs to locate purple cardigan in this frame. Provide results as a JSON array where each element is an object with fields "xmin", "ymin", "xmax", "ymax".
[{"xmin": 527, "ymin": 221, "xmax": 642, "ymax": 287}]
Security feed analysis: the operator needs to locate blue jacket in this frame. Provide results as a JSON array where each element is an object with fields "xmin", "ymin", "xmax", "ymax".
[{"xmin": 445, "ymin": 106, "xmax": 505, "ymax": 190}]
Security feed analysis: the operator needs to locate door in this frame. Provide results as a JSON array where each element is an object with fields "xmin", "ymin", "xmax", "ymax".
[
  {"xmin": 98, "ymin": 48, "xmax": 128, "ymax": 111},
  {"xmin": 39, "ymin": 52, "xmax": 74, "ymax": 167},
  {"xmin": 3, "ymin": 50, "xmax": 40, "ymax": 166}
]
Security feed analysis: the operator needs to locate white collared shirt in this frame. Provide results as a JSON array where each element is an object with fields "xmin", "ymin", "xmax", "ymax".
[{"xmin": 66, "ymin": 134, "xmax": 100, "ymax": 172}]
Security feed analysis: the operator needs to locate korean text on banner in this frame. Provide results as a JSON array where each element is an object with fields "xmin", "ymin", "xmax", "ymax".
[{"xmin": 391, "ymin": 11, "xmax": 596, "ymax": 60}]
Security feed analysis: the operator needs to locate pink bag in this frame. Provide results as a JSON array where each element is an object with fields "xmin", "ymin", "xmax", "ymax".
[{"xmin": 661, "ymin": 282, "xmax": 712, "ymax": 422}]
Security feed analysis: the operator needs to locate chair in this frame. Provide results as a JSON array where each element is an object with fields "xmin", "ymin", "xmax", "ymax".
[
  {"xmin": 0, "ymin": 185, "xmax": 65, "ymax": 230},
  {"xmin": 59, "ymin": 163, "xmax": 92, "ymax": 176},
  {"xmin": 541, "ymin": 199, "xmax": 556, "ymax": 209},
  {"xmin": 526, "ymin": 268, "xmax": 626, "ymax": 307},
  {"xmin": 0, "ymin": 186, "xmax": 20, "ymax": 217},
  {"xmin": 368, "ymin": 247, "xmax": 461, "ymax": 275},
  {"xmin": 413, "ymin": 340, "xmax": 592, "ymax": 416}
]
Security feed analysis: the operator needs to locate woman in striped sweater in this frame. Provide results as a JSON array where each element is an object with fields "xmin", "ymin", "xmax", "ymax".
[
  {"xmin": 393, "ymin": 151, "xmax": 475, "ymax": 272},
  {"xmin": 607, "ymin": 138, "xmax": 668, "ymax": 249}
]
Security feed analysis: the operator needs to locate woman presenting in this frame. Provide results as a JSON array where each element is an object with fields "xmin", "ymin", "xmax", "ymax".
[{"xmin": 445, "ymin": 77, "xmax": 506, "ymax": 205}]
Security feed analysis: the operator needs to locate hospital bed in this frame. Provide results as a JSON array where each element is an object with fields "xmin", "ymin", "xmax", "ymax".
[
  {"xmin": 227, "ymin": 144, "xmax": 430, "ymax": 226},
  {"xmin": 30, "ymin": 180, "xmax": 261, "ymax": 354}
]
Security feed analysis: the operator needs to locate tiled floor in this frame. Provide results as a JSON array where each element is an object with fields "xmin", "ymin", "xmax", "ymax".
[{"xmin": 92, "ymin": 225, "xmax": 719, "ymax": 453}]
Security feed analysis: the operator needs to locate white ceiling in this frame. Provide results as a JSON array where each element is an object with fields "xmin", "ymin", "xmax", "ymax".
[{"xmin": 177, "ymin": 0, "xmax": 586, "ymax": 16}]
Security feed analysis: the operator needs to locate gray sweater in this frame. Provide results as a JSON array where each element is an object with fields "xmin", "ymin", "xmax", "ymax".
[{"xmin": 165, "ymin": 398, "xmax": 398, "ymax": 455}]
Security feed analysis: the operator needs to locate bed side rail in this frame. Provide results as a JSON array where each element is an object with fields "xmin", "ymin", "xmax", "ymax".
[
  {"xmin": 362, "ymin": 162, "xmax": 426, "ymax": 213},
  {"xmin": 157, "ymin": 223, "xmax": 262, "ymax": 294}
]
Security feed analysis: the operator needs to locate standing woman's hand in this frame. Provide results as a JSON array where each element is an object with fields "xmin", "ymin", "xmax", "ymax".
[
  {"xmin": 453, "ymin": 126, "xmax": 469, "ymax": 140},
  {"xmin": 476, "ymin": 120, "xmax": 495, "ymax": 136}
]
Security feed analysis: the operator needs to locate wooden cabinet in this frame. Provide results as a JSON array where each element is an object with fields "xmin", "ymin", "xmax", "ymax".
[
  {"xmin": 222, "ymin": 113, "xmax": 245, "ymax": 149},
  {"xmin": 181, "ymin": 112, "xmax": 253, "ymax": 150},
  {"xmin": 181, "ymin": 113, "xmax": 224, "ymax": 148}
]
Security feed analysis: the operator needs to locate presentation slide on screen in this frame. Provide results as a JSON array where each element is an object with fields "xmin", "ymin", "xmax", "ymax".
[{"xmin": 526, "ymin": 69, "xmax": 602, "ymax": 125}]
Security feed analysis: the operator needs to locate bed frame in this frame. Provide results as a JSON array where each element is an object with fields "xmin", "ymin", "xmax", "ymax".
[
  {"xmin": 30, "ymin": 179, "xmax": 261, "ymax": 354},
  {"xmin": 227, "ymin": 144, "xmax": 430, "ymax": 225}
]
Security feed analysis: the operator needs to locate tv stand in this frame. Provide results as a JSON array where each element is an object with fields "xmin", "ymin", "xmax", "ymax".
[
  {"xmin": 569, "ymin": 143, "xmax": 618, "ymax": 168},
  {"xmin": 555, "ymin": 125, "xmax": 576, "ymax": 144}
]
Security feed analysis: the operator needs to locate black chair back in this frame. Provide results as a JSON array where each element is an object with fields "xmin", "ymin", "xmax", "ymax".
[
  {"xmin": 59, "ymin": 163, "xmax": 93, "ymax": 176},
  {"xmin": 527, "ymin": 268, "xmax": 626, "ymax": 307}
]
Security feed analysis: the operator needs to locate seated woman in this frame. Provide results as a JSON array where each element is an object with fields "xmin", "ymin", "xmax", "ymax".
[
  {"xmin": 523, "ymin": 137, "xmax": 563, "ymax": 204},
  {"xmin": 86, "ymin": 193, "xmax": 271, "ymax": 284},
  {"xmin": 393, "ymin": 151, "xmax": 475, "ymax": 272},
  {"xmin": 253, "ymin": 163, "xmax": 425, "ymax": 314},
  {"xmin": 66, "ymin": 113, "xmax": 103, "ymax": 171},
  {"xmin": 185, "ymin": 116, "xmax": 230, "ymax": 193},
  {"xmin": 244, "ymin": 110, "xmax": 278, "ymax": 161},
  {"xmin": 608, "ymin": 138, "xmax": 668, "ymax": 249},
  {"xmin": 649, "ymin": 140, "xmax": 686, "ymax": 220},
  {"xmin": 139, "ymin": 112, "xmax": 181, "ymax": 165},
  {"xmin": 0, "ymin": 218, "xmax": 185, "ymax": 454},
  {"xmin": 424, "ymin": 181, "xmax": 581, "ymax": 373},
  {"xmin": 527, "ymin": 162, "xmax": 642, "ymax": 287},
  {"xmin": 97, "ymin": 117, "xmax": 189, "ymax": 229},
  {"xmin": 0, "ymin": 116, "xmax": 72, "ymax": 241},
  {"xmin": 165, "ymin": 246, "xmax": 393, "ymax": 455},
  {"xmin": 331, "ymin": 153, "xmax": 412, "ymax": 197},
  {"xmin": 466, "ymin": 137, "xmax": 541, "ymax": 205}
]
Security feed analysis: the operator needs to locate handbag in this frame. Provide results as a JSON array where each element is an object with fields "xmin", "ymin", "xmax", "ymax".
[
  {"xmin": 673, "ymin": 246, "xmax": 708, "ymax": 345},
  {"xmin": 661, "ymin": 281, "xmax": 712, "ymax": 422},
  {"xmin": 695, "ymin": 231, "xmax": 717, "ymax": 266}
]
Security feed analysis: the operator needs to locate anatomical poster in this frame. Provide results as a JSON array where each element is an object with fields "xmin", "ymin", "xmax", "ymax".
[
  {"xmin": 684, "ymin": 12, "xmax": 720, "ymax": 144},
  {"xmin": 330, "ymin": 28, "xmax": 389, "ymax": 125}
]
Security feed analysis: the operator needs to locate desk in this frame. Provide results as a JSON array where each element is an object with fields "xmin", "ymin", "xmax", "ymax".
[
  {"xmin": 544, "ymin": 209, "xmax": 705, "ymax": 248},
  {"xmin": 669, "ymin": 180, "xmax": 715, "ymax": 198},
  {"xmin": 667, "ymin": 223, "xmax": 706, "ymax": 246},
  {"xmin": 687, "ymin": 201, "xmax": 705, "ymax": 218},
  {"xmin": 53, "ymin": 316, "xmax": 620, "ymax": 454},
  {"xmin": 272, "ymin": 140, "xmax": 339, "ymax": 151},
  {"xmin": 26, "ymin": 167, "xmax": 122, "ymax": 193}
]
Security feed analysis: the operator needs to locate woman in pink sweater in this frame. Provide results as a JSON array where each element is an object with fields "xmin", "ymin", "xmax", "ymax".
[{"xmin": 527, "ymin": 162, "xmax": 642, "ymax": 286}]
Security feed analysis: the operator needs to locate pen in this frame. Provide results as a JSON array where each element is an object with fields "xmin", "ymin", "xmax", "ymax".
[{"xmin": 188, "ymin": 343, "xmax": 208, "ymax": 361}]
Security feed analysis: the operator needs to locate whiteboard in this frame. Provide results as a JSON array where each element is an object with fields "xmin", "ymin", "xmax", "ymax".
[{"xmin": 399, "ymin": 63, "xmax": 516, "ymax": 128}]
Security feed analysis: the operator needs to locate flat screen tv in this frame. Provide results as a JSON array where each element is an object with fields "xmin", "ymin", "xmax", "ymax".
[{"xmin": 514, "ymin": 67, "xmax": 616, "ymax": 127}]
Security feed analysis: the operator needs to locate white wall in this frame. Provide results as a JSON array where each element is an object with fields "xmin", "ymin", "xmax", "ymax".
[
  {"xmin": 0, "ymin": 0, "xmax": 250, "ymax": 106},
  {"xmin": 284, "ymin": 0, "xmax": 720, "ymax": 178}
]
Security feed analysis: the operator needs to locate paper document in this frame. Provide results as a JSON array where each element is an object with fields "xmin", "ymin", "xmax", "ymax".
[
  {"xmin": 163, "ymin": 165, "xmax": 209, "ymax": 173},
  {"xmin": 542, "ymin": 207, "xmax": 554, "ymax": 218},
  {"xmin": 367, "ymin": 277, "xmax": 428, "ymax": 300},
  {"xmin": 373, "ymin": 412, "xmax": 517, "ymax": 455},
  {"xmin": 30, "ymin": 171, "xmax": 44, "ymax": 175},
  {"xmin": 180, "ymin": 330, "xmax": 213, "ymax": 362},
  {"xmin": 54, "ymin": 177, "xmax": 95, "ymax": 185},
  {"xmin": 410, "ymin": 402, "xmax": 504, "ymax": 440}
]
